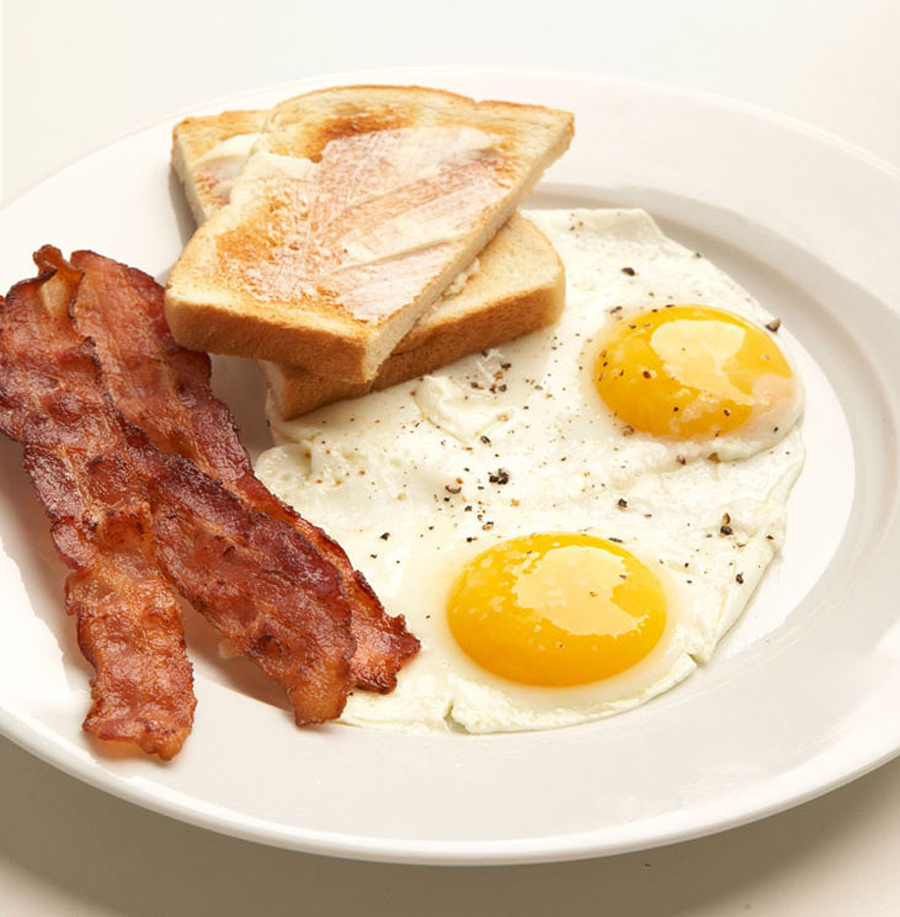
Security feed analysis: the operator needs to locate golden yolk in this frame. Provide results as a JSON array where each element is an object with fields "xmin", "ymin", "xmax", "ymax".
[
  {"xmin": 447, "ymin": 534, "xmax": 667, "ymax": 687},
  {"xmin": 594, "ymin": 305, "xmax": 794, "ymax": 440}
]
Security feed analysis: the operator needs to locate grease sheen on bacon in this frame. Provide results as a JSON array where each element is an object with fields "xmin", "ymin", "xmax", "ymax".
[
  {"xmin": 0, "ymin": 250, "xmax": 195, "ymax": 759},
  {"xmin": 70, "ymin": 250, "xmax": 419, "ymax": 691}
]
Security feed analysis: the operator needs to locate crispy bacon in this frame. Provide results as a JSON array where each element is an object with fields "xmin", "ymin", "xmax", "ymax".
[
  {"xmin": 3, "ymin": 247, "xmax": 358, "ymax": 738},
  {"xmin": 125, "ymin": 426, "xmax": 353, "ymax": 722},
  {"xmin": 57, "ymin": 248, "xmax": 357, "ymax": 722},
  {"xmin": 70, "ymin": 250, "xmax": 419, "ymax": 691},
  {"xmin": 0, "ymin": 252, "xmax": 195, "ymax": 759}
]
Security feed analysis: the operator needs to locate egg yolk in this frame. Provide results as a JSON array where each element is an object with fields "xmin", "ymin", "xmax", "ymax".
[
  {"xmin": 594, "ymin": 305, "xmax": 794, "ymax": 440},
  {"xmin": 447, "ymin": 534, "xmax": 667, "ymax": 687}
]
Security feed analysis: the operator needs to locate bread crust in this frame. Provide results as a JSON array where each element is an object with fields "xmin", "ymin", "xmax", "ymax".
[{"xmin": 166, "ymin": 85, "xmax": 573, "ymax": 383}]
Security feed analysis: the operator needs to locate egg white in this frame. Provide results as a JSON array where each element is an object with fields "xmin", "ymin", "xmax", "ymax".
[{"xmin": 256, "ymin": 208, "xmax": 805, "ymax": 733}]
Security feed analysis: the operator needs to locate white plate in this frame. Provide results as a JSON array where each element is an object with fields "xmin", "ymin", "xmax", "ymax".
[{"xmin": 1, "ymin": 67, "xmax": 900, "ymax": 866}]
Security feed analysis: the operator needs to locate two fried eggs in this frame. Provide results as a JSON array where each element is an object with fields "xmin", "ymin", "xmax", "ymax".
[{"xmin": 257, "ymin": 209, "xmax": 805, "ymax": 733}]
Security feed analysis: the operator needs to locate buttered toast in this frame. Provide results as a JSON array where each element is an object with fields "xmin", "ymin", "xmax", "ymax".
[
  {"xmin": 166, "ymin": 85, "xmax": 573, "ymax": 383},
  {"xmin": 172, "ymin": 109, "xmax": 266, "ymax": 223},
  {"xmin": 171, "ymin": 107, "xmax": 565, "ymax": 419}
]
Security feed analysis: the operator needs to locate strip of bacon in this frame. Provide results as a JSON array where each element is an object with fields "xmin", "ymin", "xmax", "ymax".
[
  {"xmin": 124, "ymin": 425, "xmax": 353, "ymax": 722},
  {"xmin": 0, "ymin": 253, "xmax": 195, "ymax": 759},
  {"xmin": 70, "ymin": 250, "xmax": 419, "ymax": 691},
  {"xmin": 57, "ymin": 248, "xmax": 358, "ymax": 722},
  {"xmin": 5, "ymin": 248, "xmax": 357, "ymax": 730}
]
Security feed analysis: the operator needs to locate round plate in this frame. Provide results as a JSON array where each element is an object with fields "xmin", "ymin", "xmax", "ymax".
[{"xmin": 1, "ymin": 67, "xmax": 900, "ymax": 865}]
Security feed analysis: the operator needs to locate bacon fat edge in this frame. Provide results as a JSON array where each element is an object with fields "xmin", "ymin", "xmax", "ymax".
[{"xmin": 69, "ymin": 250, "xmax": 419, "ymax": 691}]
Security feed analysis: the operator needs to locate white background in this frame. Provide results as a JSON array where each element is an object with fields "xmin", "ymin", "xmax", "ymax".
[{"xmin": 3, "ymin": 1, "xmax": 900, "ymax": 914}]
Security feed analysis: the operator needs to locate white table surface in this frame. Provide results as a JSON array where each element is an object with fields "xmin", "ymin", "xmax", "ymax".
[{"xmin": 3, "ymin": 2, "xmax": 899, "ymax": 914}]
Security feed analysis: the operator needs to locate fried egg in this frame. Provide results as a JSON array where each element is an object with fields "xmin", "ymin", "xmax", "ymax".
[{"xmin": 256, "ymin": 208, "xmax": 805, "ymax": 733}]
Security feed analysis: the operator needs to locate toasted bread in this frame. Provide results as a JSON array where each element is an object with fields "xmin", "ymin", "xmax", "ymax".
[
  {"xmin": 171, "ymin": 106, "xmax": 566, "ymax": 419},
  {"xmin": 171, "ymin": 109, "xmax": 266, "ymax": 223},
  {"xmin": 166, "ymin": 85, "xmax": 573, "ymax": 383}
]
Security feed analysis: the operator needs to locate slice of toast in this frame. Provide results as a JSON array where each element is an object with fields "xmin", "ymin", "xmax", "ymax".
[
  {"xmin": 171, "ymin": 108, "xmax": 565, "ymax": 419},
  {"xmin": 166, "ymin": 85, "xmax": 573, "ymax": 383}
]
